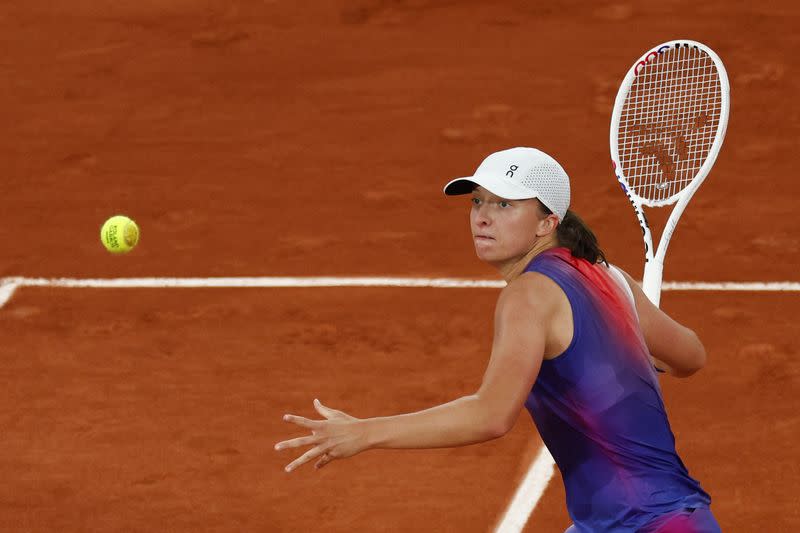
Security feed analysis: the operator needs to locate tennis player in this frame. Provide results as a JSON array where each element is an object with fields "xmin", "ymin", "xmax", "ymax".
[{"xmin": 276, "ymin": 147, "xmax": 721, "ymax": 532}]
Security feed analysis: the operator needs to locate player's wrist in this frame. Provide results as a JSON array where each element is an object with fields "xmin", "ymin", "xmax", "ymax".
[{"xmin": 359, "ymin": 417, "xmax": 384, "ymax": 450}]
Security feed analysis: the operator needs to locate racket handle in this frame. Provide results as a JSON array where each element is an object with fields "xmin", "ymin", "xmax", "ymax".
[{"xmin": 642, "ymin": 260, "xmax": 664, "ymax": 308}]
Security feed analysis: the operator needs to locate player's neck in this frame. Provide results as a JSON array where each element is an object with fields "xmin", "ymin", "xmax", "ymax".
[{"xmin": 499, "ymin": 238, "xmax": 559, "ymax": 282}]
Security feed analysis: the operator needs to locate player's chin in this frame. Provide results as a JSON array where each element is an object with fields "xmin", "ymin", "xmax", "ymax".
[{"xmin": 473, "ymin": 243, "xmax": 503, "ymax": 263}]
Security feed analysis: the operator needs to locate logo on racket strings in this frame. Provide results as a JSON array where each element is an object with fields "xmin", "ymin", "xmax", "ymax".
[{"xmin": 627, "ymin": 43, "xmax": 715, "ymax": 185}]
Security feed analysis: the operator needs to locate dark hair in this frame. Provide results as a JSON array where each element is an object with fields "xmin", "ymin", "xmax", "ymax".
[{"xmin": 538, "ymin": 202, "xmax": 607, "ymax": 265}]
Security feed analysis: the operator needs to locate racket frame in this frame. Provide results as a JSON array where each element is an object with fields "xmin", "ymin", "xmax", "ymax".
[{"xmin": 610, "ymin": 39, "xmax": 730, "ymax": 306}]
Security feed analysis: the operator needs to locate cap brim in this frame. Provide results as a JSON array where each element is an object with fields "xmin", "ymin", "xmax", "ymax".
[{"xmin": 443, "ymin": 174, "xmax": 535, "ymax": 200}]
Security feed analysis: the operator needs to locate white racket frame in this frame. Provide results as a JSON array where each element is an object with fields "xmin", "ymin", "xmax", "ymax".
[{"xmin": 610, "ymin": 39, "xmax": 730, "ymax": 307}]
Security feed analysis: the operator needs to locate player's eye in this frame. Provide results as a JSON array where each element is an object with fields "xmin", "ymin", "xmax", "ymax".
[
  {"xmin": 499, "ymin": 201, "xmax": 511, "ymax": 208},
  {"xmin": 471, "ymin": 197, "xmax": 481, "ymax": 206}
]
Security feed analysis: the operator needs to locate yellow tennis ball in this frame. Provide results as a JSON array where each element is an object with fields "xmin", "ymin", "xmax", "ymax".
[{"xmin": 100, "ymin": 215, "xmax": 140, "ymax": 254}]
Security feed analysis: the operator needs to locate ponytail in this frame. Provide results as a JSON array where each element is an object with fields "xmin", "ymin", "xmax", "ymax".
[
  {"xmin": 557, "ymin": 210, "xmax": 607, "ymax": 265},
  {"xmin": 538, "ymin": 202, "xmax": 607, "ymax": 265}
]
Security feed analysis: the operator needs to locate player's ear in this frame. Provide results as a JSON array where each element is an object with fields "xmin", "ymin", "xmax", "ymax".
[{"xmin": 535, "ymin": 214, "xmax": 559, "ymax": 237}]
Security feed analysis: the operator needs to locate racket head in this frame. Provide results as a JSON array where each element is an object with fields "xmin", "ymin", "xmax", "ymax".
[{"xmin": 610, "ymin": 40, "xmax": 730, "ymax": 208}]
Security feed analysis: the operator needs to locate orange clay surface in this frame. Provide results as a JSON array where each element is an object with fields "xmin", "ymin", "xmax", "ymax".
[
  {"xmin": 1, "ymin": 289, "xmax": 798, "ymax": 532},
  {"xmin": 1, "ymin": 1, "xmax": 799, "ymax": 532}
]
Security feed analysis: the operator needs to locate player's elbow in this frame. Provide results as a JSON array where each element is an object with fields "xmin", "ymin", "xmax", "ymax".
[
  {"xmin": 473, "ymin": 397, "xmax": 516, "ymax": 440},
  {"xmin": 481, "ymin": 421, "xmax": 511, "ymax": 441},
  {"xmin": 486, "ymin": 417, "xmax": 515, "ymax": 439},
  {"xmin": 671, "ymin": 331, "xmax": 707, "ymax": 378},
  {"xmin": 485, "ymin": 408, "xmax": 518, "ymax": 439}
]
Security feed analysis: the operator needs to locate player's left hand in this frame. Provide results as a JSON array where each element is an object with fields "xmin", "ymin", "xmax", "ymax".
[{"xmin": 275, "ymin": 399, "xmax": 367, "ymax": 472}]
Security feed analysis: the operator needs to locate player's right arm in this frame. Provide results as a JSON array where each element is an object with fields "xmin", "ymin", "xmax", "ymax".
[
  {"xmin": 619, "ymin": 270, "xmax": 707, "ymax": 378},
  {"xmin": 275, "ymin": 274, "xmax": 553, "ymax": 472},
  {"xmin": 363, "ymin": 273, "xmax": 549, "ymax": 449}
]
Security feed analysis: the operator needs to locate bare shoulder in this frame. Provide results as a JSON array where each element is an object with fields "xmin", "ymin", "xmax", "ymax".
[
  {"xmin": 610, "ymin": 265, "xmax": 640, "ymax": 294},
  {"xmin": 496, "ymin": 271, "xmax": 563, "ymax": 319},
  {"xmin": 609, "ymin": 266, "xmax": 651, "ymax": 311}
]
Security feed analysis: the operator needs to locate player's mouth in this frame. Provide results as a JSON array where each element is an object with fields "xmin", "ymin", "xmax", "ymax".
[{"xmin": 474, "ymin": 234, "xmax": 495, "ymax": 242}]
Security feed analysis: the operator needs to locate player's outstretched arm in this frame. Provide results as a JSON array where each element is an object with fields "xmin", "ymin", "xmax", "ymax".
[
  {"xmin": 619, "ymin": 269, "xmax": 707, "ymax": 378},
  {"xmin": 274, "ymin": 275, "xmax": 551, "ymax": 472}
]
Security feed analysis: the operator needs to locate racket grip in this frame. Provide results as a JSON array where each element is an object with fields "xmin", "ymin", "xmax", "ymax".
[{"xmin": 642, "ymin": 260, "xmax": 664, "ymax": 308}]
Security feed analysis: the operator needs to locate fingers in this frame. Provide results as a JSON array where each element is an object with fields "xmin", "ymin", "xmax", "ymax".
[
  {"xmin": 278, "ymin": 400, "xmax": 346, "ymax": 473},
  {"xmin": 284, "ymin": 445, "xmax": 326, "ymax": 473},
  {"xmin": 313, "ymin": 398, "xmax": 338, "ymax": 419},
  {"xmin": 274, "ymin": 434, "xmax": 320, "ymax": 451},
  {"xmin": 315, "ymin": 452, "xmax": 335, "ymax": 470},
  {"xmin": 282, "ymin": 414, "xmax": 321, "ymax": 429},
  {"xmin": 314, "ymin": 398, "xmax": 350, "ymax": 420}
]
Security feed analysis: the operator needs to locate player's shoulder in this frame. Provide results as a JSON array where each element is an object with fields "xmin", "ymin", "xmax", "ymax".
[
  {"xmin": 607, "ymin": 263, "xmax": 635, "ymax": 285},
  {"xmin": 497, "ymin": 270, "xmax": 565, "ymax": 316},
  {"xmin": 605, "ymin": 263, "xmax": 647, "ymax": 304},
  {"xmin": 507, "ymin": 270, "xmax": 559, "ymax": 293}
]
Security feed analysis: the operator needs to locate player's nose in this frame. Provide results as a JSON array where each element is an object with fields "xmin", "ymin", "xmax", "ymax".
[{"xmin": 474, "ymin": 204, "xmax": 492, "ymax": 226}]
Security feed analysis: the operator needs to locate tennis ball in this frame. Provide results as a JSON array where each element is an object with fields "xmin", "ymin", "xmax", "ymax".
[{"xmin": 100, "ymin": 215, "xmax": 139, "ymax": 254}]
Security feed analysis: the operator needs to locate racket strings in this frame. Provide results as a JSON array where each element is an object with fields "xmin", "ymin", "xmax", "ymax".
[{"xmin": 618, "ymin": 46, "xmax": 723, "ymax": 203}]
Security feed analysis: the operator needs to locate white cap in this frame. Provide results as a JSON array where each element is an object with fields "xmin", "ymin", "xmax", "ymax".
[{"xmin": 443, "ymin": 147, "xmax": 571, "ymax": 221}]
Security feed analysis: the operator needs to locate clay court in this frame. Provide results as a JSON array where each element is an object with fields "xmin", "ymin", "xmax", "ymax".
[{"xmin": 1, "ymin": 1, "xmax": 798, "ymax": 531}]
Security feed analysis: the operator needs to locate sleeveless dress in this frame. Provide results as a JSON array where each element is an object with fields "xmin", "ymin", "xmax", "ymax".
[{"xmin": 523, "ymin": 248, "xmax": 715, "ymax": 532}]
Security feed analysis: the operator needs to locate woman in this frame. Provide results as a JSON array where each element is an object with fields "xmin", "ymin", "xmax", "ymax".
[{"xmin": 275, "ymin": 147, "xmax": 721, "ymax": 532}]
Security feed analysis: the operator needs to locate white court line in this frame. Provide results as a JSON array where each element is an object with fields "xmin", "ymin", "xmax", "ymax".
[
  {"xmin": 494, "ymin": 446, "xmax": 556, "ymax": 533},
  {"xmin": 4, "ymin": 276, "xmax": 507, "ymax": 289},
  {"xmin": 663, "ymin": 281, "xmax": 800, "ymax": 291},
  {"xmin": 0, "ymin": 279, "xmax": 19, "ymax": 309},
  {"xmin": 1, "ymin": 276, "xmax": 799, "ymax": 291},
  {"xmin": 0, "ymin": 277, "xmax": 797, "ymax": 310}
]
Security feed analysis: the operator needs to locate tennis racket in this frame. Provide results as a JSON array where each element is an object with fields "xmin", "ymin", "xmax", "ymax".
[{"xmin": 610, "ymin": 40, "xmax": 730, "ymax": 307}]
